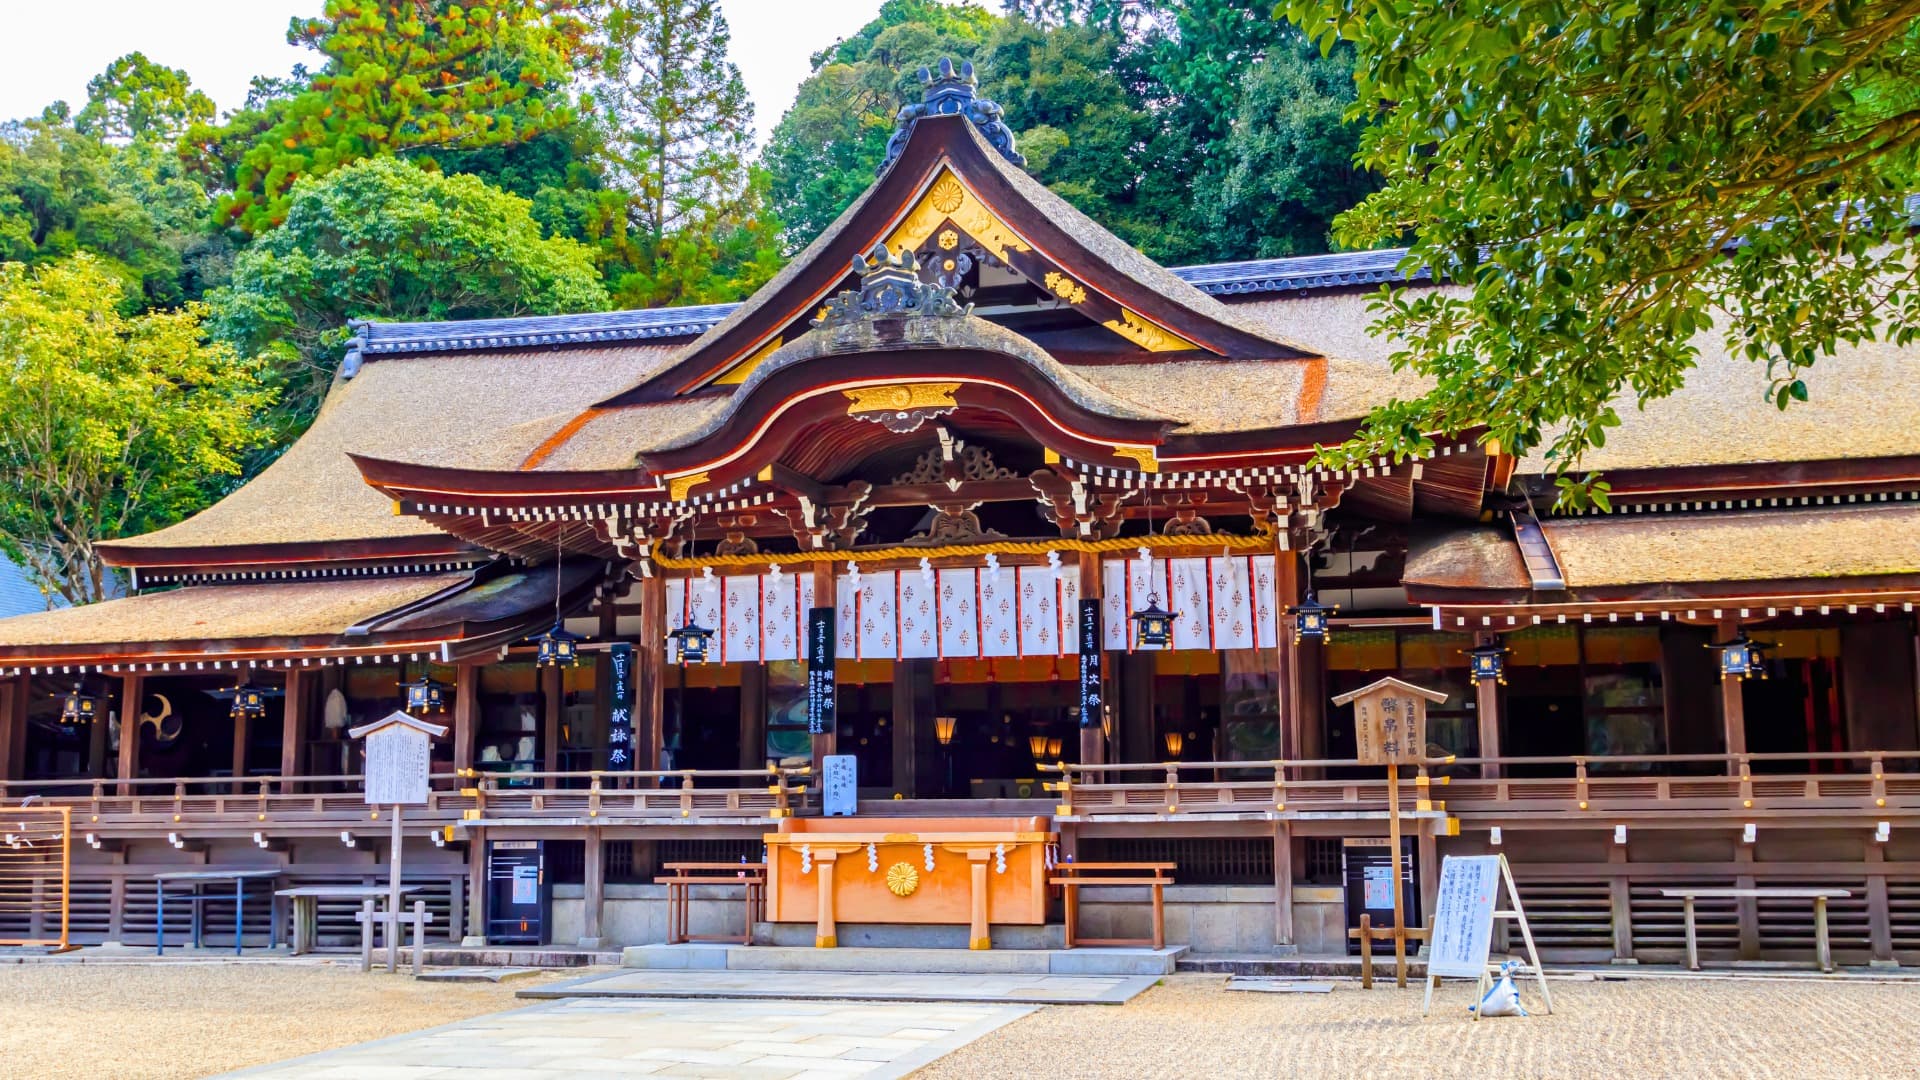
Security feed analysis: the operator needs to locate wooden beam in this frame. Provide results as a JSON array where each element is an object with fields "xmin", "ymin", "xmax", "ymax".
[
  {"xmin": 280, "ymin": 669, "xmax": 307, "ymax": 791},
  {"xmin": 116, "ymin": 672, "xmax": 143, "ymax": 795}
]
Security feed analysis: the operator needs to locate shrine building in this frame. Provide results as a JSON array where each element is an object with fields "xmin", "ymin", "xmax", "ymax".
[{"xmin": 5, "ymin": 64, "xmax": 1920, "ymax": 965}]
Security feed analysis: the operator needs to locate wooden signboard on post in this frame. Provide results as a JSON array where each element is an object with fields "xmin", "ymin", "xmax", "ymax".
[
  {"xmin": 349, "ymin": 711, "xmax": 447, "ymax": 973},
  {"xmin": 1330, "ymin": 677, "xmax": 1449, "ymax": 989}
]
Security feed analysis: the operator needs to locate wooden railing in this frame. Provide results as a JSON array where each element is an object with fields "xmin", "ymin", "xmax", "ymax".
[
  {"xmin": 0, "ymin": 766, "xmax": 810, "ymax": 833},
  {"xmin": 1043, "ymin": 751, "xmax": 1920, "ymax": 820}
]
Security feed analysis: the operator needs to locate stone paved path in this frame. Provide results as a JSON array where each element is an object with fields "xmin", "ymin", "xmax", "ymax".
[
  {"xmin": 223, "ymin": 997, "xmax": 1033, "ymax": 1080},
  {"xmin": 520, "ymin": 968, "xmax": 1157, "ymax": 1005}
]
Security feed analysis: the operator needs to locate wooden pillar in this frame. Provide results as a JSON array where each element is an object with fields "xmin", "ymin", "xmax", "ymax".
[
  {"xmin": 1867, "ymin": 843, "xmax": 1895, "ymax": 966},
  {"xmin": 581, "ymin": 826, "xmax": 605, "ymax": 947},
  {"xmin": 230, "ymin": 667, "xmax": 255, "ymax": 786},
  {"xmin": 1274, "ymin": 549, "xmax": 1302, "ymax": 761},
  {"xmin": 1417, "ymin": 827, "xmax": 1439, "ymax": 931},
  {"xmin": 280, "ymin": 669, "xmax": 307, "ymax": 791},
  {"xmin": 463, "ymin": 826, "xmax": 487, "ymax": 945},
  {"xmin": 1717, "ymin": 617, "xmax": 1747, "ymax": 769},
  {"xmin": 1273, "ymin": 822, "xmax": 1294, "ymax": 948},
  {"xmin": 891, "ymin": 662, "xmax": 917, "ymax": 797},
  {"xmin": 116, "ymin": 672, "xmax": 143, "ymax": 794},
  {"xmin": 1734, "ymin": 842, "xmax": 1760, "ymax": 960},
  {"xmin": 1, "ymin": 675, "xmax": 27, "ymax": 782},
  {"xmin": 1474, "ymin": 631, "xmax": 1503, "ymax": 778},
  {"xmin": 638, "ymin": 574, "xmax": 666, "ymax": 781},
  {"xmin": 542, "ymin": 663, "xmax": 563, "ymax": 775},
  {"xmin": 88, "ymin": 682, "xmax": 111, "ymax": 779},
  {"xmin": 452, "ymin": 662, "xmax": 480, "ymax": 776},
  {"xmin": 1608, "ymin": 842, "xmax": 1634, "ymax": 962},
  {"xmin": 740, "ymin": 664, "xmax": 767, "ymax": 770}
]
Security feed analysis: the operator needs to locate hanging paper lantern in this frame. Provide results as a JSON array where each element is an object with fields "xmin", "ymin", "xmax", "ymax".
[
  {"xmin": 1027, "ymin": 733, "xmax": 1049, "ymax": 760},
  {"xmin": 1468, "ymin": 643, "xmax": 1509, "ymax": 685},
  {"xmin": 935, "ymin": 715, "xmax": 958, "ymax": 746},
  {"xmin": 1163, "ymin": 731, "xmax": 1185, "ymax": 758}
]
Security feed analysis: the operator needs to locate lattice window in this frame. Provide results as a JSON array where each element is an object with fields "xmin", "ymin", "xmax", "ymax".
[{"xmin": 1630, "ymin": 879, "xmax": 1739, "ymax": 958}]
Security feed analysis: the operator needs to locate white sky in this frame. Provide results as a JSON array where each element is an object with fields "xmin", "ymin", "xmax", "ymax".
[{"xmin": 0, "ymin": 0, "xmax": 893, "ymax": 144}]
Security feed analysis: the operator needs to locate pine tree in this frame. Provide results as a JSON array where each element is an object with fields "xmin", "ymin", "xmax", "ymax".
[{"xmin": 587, "ymin": 0, "xmax": 777, "ymax": 306}]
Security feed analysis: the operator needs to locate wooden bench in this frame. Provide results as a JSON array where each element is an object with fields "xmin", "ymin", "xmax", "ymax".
[
  {"xmin": 1050, "ymin": 862, "xmax": 1175, "ymax": 949},
  {"xmin": 656, "ymin": 861, "xmax": 767, "ymax": 945},
  {"xmin": 1660, "ymin": 887, "xmax": 1852, "ymax": 972}
]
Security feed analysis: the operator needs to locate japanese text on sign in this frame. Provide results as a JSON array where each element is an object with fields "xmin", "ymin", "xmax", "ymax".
[
  {"xmin": 806, "ymin": 607, "xmax": 836, "ymax": 736},
  {"xmin": 1427, "ymin": 855, "xmax": 1502, "ymax": 978},
  {"xmin": 605, "ymin": 643, "xmax": 636, "ymax": 769}
]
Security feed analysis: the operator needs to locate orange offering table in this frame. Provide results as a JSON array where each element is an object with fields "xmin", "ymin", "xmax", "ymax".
[{"xmin": 764, "ymin": 817, "xmax": 1055, "ymax": 949}]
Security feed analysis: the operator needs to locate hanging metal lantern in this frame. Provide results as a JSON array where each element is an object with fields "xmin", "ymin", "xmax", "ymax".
[
  {"xmin": 1163, "ymin": 730, "xmax": 1185, "ymax": 758},
  {"xmin": 935, "ymin": 715, "xmax": 958, "ymax": 746},
  {"xmin": 1468, "ymin": 643, "xmax": 1509, "ymax": 685},
  {"xmin": 1129, "ymin": 593, "xmax": 1178, "ymax": 648},
  {"xmin": 400, "ymin": 675, "xmax": 451, "ymax": 715},
  {"xmin": 1708, "ymin": 633, "xmax": 1772, "ymax": 681},
  {"xmin": 667, "ymin": 619, "xmax": 716, "ymax": 664},
  {"xmin": 1027, "ymin": 733, "xmax": 1050, "ymax": 760},
  {"xmin": 535, "ymin": 622, "xmax": 586, "ymax": 668},
  {"xmin": 1287, "ymin": 592, "xmax": 1336, "ymax": 644},
  {"xmin": 58, "ymin": 683, "xmax": 98, "ymax": 724},
  {"xmin": 216, "ymin": 680, "xmax": 274, "ymax": 721}
]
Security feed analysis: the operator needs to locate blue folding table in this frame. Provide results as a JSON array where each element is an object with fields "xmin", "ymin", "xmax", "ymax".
[{"xmin": 153, "ymin": 869, "xmax": 284, "ymax": 955}]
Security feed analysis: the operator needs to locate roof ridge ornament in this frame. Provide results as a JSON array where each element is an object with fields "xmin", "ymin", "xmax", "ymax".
[
  {"xmin": 878, "ymin": 57, "xmax": 1025, "ymax": 174},
  {"xmin": 811, "ymin": 243, "xmax": 972, "ymax": 331}
]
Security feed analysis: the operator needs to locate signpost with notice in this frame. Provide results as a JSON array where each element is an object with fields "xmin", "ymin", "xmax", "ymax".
[
  {"xmin": 349, "ymin": 710, "xmax": 446, "ymax": 972},
  {"xmin": 1330, "ymin": 677, "xmax": 1450, "ymax": 988}
]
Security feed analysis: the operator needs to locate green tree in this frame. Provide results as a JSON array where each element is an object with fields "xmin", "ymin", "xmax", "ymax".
[
  {"xmin": 760, "ymin": 0, "xmax": 999, "ymax": 247},
  {"xmin": 208, "ymin": 157, "xmax": 607, "ymax": 430},
  {"xmin": 586, "ymin": 0, "xmax": 781, "ymax": 305},
  {"xmin": 0, "ymin": 254, "xmax": 274, "ymax": 605},
  {"xmin": 1289, "ymin": 0, "xmax": 1920, "ymax": 503},
  {"xmin": 0, "ymin": 116, "xmax": 214, "ymax": 311},
  {"xmin": 73, "ymin": 51, "xmax": 216, "ymax": 143},
  {"xmin": 193, "ymin": 0, "xmax": 590, "ymax": 234}
]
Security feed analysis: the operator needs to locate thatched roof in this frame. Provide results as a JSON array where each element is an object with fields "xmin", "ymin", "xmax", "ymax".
[
  {"xmin": 99, "ymin": 344, "xmax": 677, "ymax": 563},
  {"xmin": 1542, "ymin": 505, "xmax": 1920, "ymax": 587},
  {"xmin": 1403, "ymin": 526, "xmax": 1531, "ymax": 591},
  {"xmin": 0, "ymin": 573, "xmax": 465, "ymax": 648}
]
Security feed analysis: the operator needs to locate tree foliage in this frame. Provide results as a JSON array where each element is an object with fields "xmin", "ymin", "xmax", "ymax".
[
  {"xmin": 585, "ymin": 0, "xmax": 781, "ymax": 306},
  {"xmin": 192, "ymin": 0, "xmax": 589, "ymax": 234},
  {"xmin": 74, "ymin": 51, "xmax": 217, "ymax": 143},
  {"xmin": 208, "ymin": 156, "xmax": 607, "ymax": 429},
  {"xmin": 1289, "ymin": 0, "xmax": 1920, "ymax": 503},
  {"xmin": 0, "ymin": 255, "xmax": 274, "ymax": 605}
]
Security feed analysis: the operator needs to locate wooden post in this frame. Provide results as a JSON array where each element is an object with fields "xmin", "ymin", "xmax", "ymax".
[
  {"xmin": 1359, "ymin": 912, "xmax": 1374, "ymax": 989},
  {"xmin": 387, "ymin": 804, "xmax": 403, "ymax": 973},
  {"xmin": 891, "ymin": 663, "xmax": 916, "ymax": 797},
  {"xmin": 968, "ymin": 853, "xmax": 992, "ymax": 950},
  {"xmin": 1273, "ymin": 821, "xmax": 1294, "ymax": 948},
  {"xmin": 739, "ymin": 664, "xmax": 767, "ymax": 770},
  {"xmin": 452, "ymin": 662, "xmax": 480, "ymax": 777},
  {"xmin": 280, "ymin": 669, "xmax": 306, "ymax": 790},
  {"xmin": 1609, "ymin": 843, "xmax": 1634, "ymax": 962},
  {"xmin": 581, "ymin": 826, "xmax": 605, "ymax": 947},
  {"xmin": 1275, "ymin": 550, "xmax": 1302, "ymax": 761},
  {"xmin": 1, "ymin": 675, "xmax": 27, "ymax": 782},
  {"xmin": 116, "ymin": 672, "xmax": 143, "ymax": 795},
  {"xmin": 464, "ymin": 826, "xmax": 487, "ymax": 946},
  {"xmin": 1078, "ymin": 551, "xmax": 1105, "ymax": 767},
  {"xmin": 542, "ymin": 664, "xmax": 562, "ymax": 775},
  {"xmin": 1473, "ymin": 631, "xmax": 1502, "ymax": 778},
  {"xmin": 1717, "ymin": 617, "xmax": 1747, "ymax": 770},
  {"xmin": 1867, "ymin": 844, "xmax": 1894, "ymax": 966},
  {"xmin": 814, "ymin": 850, "xmax": 838, "ymax": 948},
  {"xmin": 1387, "ymin": 763, "xmax": 1408, "ymax": 987},
  {"xmin": 232, "ymin": 704, "xmax": 250, "ymax": 790},
  {"xmin": 638, "ymin": 573, "xmax": 666, "ymax": 781},
  {"xmin": 810, "ymin": 561, "xmax": 837, "ymax": 782},
  {"xmin": 88, "ymin": 687, "xmax": 110, "ymax": 779}
]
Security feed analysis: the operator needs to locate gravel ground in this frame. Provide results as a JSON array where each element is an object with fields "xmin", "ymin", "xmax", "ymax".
[
  {"xmin": 911, "ymin": 973, "xmax": 1920, "ymax": 1080},
  {"xmin": 0, "ymin": 961, "xmax": 580, "ymax": 1079}
]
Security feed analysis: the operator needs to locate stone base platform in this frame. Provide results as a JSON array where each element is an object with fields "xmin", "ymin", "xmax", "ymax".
[
  {"xmin": 523, "ymin": 967, "xmax": 1163, "ymax": 1005},
  {"xmin": 624, "ymin": 941, "xmax": 1185, "ymax": 976},
  {"xmin": 1178, "ymin": 952, "xmax": 1428, "ymax": 978},
  {"xmin": 754, "ymin": 919, "xmax": 1066, "ymax": 950}
]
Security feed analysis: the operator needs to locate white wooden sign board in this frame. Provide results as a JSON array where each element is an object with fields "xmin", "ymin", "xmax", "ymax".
[
  {"xmin": 823, "ymin": 754, "xmax": 857, "ymax": 817},
  {"xmin": 1427, "ymin": 855, "xmax": 1500, "ymax": 978},
  {"xmin": 350, "ymin": 711, "xmax": 446, "ymax": 806}
]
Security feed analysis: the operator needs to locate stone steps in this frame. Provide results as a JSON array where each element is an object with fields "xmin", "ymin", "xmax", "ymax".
[{"xmin": 623, "ymin": 942, "xmax": 1185, "ymax": 976}]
